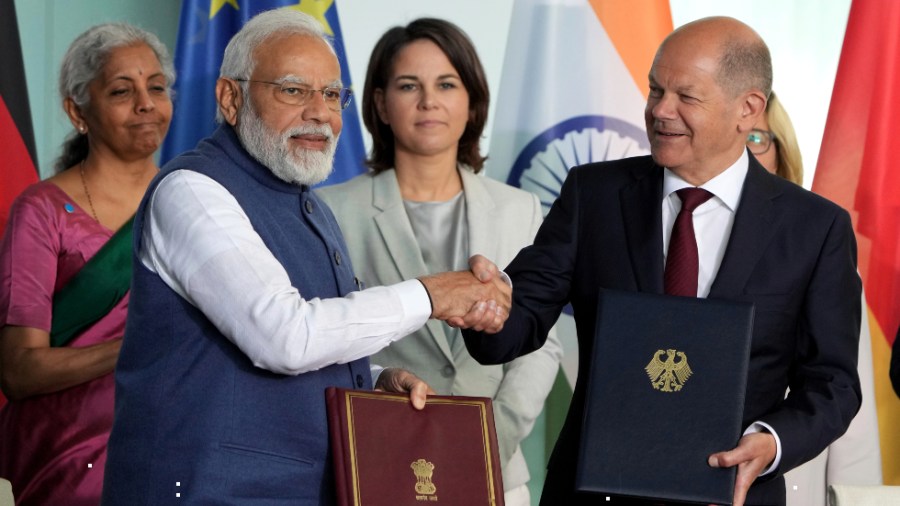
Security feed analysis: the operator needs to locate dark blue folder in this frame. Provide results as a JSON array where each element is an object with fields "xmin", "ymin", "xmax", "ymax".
[{"xmin": 576, "ymin": 289, "xmax": 754, "ymax": 505}]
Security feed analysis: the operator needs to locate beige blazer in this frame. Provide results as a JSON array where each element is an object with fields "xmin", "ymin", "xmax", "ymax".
[{"xmin": 318, "ymin": 167, "xmax": 563, "ymax": 490}]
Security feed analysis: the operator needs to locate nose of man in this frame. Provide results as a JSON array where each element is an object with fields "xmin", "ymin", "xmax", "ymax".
[
  {"xmin": 297, "ymin": 97, "xmax": 343, "ymax": 138},
  {"xmin": 300, "ymin": 91, "xmax": 333, "ymax": 123},
  {"xmin": 648, "ymin": 94, "xmax": 678, "ymax": 122}
]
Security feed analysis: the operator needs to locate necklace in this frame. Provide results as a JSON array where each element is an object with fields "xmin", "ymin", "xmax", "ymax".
[{"xmin": 79, "ymin": 159, "xmax": 99, "ymax": 223}]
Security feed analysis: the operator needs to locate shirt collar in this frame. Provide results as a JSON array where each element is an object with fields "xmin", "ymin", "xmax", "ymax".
[{"xmin": 662, "ymin": 149, "xmax": 749, "ymax": 212}]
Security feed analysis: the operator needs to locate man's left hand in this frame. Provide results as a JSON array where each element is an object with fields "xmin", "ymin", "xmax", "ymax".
[
  {"xmin": 374, "ymin": 368, "xmax": 436, "ymax": 410},
  {"xmin": 707, "ymin": 432, "xmax": 777, "ymax": 506}
]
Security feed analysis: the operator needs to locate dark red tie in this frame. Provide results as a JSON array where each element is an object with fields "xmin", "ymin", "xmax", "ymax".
[{"xmin": 665, "ymin": 188, "xmax": 714, "ymax": 297}]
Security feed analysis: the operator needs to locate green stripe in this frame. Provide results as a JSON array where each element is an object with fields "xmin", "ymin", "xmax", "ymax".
[{"xmin": 50, "ymin": 218, "xmax": 133, "ymax": 347}]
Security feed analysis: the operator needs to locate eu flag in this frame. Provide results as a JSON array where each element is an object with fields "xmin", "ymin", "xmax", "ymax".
[{"xmin": 161, "ymin": 0, "xmax": 366, "ymax": 187}]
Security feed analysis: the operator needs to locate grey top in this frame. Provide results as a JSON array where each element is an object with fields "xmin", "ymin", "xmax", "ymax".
[{"xmin": 403, "ymin": 191, "xmax": 468, "ymax": 349}]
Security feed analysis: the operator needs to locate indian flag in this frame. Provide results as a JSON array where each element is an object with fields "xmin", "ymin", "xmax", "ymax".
[{"xmin": 484, "ymin": 0, "xmax": 672, "ymax": 495}]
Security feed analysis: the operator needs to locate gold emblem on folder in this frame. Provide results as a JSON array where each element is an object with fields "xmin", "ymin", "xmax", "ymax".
[
  {"xmin": 411, "ymin": 458, "xmax": 437, "ymax": 498},
  {"xmin": 645, "ymin": 349, "xmax": 692, "ymax": 392}
]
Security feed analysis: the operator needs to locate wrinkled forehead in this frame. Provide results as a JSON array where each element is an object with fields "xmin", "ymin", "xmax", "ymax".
[
  {"xmin": 98, "ymin": 43, "xmax": 165, "ymax": 80},
  {"xmin": 650, "ymin": 51, "xmax": 721, "ymax": 92},
  {"xmin": 654, "ymin": 38, "xmax": 729, "ymax": 94},
  {"xmin": 654, "ymin": 28, "xmax": 723, "ymax": 68},
  {"xmin": 252, "ymin": 33, "xmax": 340, "ymax": 82}
]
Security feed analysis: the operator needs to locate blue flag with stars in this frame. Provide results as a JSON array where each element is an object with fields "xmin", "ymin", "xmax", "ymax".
[{"xmin": 161, "ymin": 0, "xmax": 366, "ymax": 187}]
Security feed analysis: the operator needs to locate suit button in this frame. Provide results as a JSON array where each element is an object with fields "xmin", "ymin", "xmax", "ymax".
[
  {"xmin": 441, "ymin": 365, "xmax": 454, "ymax": 378},
  {"xmin": 356, "ymin": 374, "xmax": 364, "ymax": 388},
  {"xmin": 304, "ymin": 200, "xmax": 314, "ymax": 214},
  {"xmin": 334, "ymin": 250, "xmax": 342, "ymax": 265}
]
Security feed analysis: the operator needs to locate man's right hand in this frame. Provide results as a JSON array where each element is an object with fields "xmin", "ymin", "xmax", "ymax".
[
  {"xmin": 418, "ymin": 255, "xmax": 510, "ymax": 333},
  {"xmin": 708, "ymin": 432, "xmax": 777, "ymax": 506}
]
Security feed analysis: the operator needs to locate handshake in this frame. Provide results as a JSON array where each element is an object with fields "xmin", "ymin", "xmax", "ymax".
[{"xmin": 418, "ymin": 254, "xmax": 509, "ymax": 334}]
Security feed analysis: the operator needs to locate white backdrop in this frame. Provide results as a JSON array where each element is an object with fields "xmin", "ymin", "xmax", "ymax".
[{"xmin": 339, "ymin": 0, "xmax": 852, "ymax": 188}]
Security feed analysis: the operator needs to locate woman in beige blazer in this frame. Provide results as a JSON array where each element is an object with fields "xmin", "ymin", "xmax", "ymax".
[{"xmin": 318, "ymin": 18, "xmax": 562, "ymax": 506}]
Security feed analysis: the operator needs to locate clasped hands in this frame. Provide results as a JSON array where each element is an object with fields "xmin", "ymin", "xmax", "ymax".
[
  {"xmin": 418, "ymin": 254, "xmax": 509, "ymax": 334},
  {"xmin": 370, "ymin": 255, "xmax": 506, "ymax": 411}
]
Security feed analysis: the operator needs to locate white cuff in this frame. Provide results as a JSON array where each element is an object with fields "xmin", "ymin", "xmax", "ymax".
[
  {"xmin": 499, "ymin": 270, "xmax": 512, "ymax": 288},
  {"xmin": 744, "ymin": 421, "xmax": 782, "ymax": 476},
  {"xmin": 370, "ymin": 364, "xmax": 385, "ymax": 386},
  {"xmin": 396, "ymin": 279, "xmax": 433, "ymax": 323}
]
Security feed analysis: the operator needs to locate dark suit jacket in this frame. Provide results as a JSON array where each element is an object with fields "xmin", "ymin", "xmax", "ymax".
[{"xmin": 463, "ymin": 154, "xmax": 862, "ymax": 506}]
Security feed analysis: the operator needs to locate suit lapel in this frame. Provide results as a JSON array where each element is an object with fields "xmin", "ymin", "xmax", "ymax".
[
  {"xmin": 709, "ymin": 159, "xmax": 783, "ymax": 299},
  {"xmin": 461, "ymin": 168, "xmax": 498, "ymax": 262},
  {"xmin": 454, "ymin": 168, "xmax": 498, "ymax": 357},
  {"xmin": 372, "ymin": 169, "xmax": 455, "ymax": 362},
  {"xmin": 372, "ymin": 171, "xmax": 427, "ymax": 281},
  {"xmin": 620, "ymin": 163, "xmax": 665, "ymax": 294}
]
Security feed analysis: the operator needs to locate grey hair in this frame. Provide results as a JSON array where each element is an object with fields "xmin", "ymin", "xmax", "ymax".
[
  {"xmin": 55, "ymin": 23, "xmax": 175, "ymax": 172},
  {"xmin": 657, "ymin": 17, "xmax": 772, "ymax": 101},
  {"xmin": 216, "ymin": 8, "xmax": 335, "ymax": 123},
  {"xmin": 59, "ymin": 22, "xmax": 175, "ymax": 109},
  {"xmin": 717, "ymin": 36, "xmax": 773, "ymax": 99}
]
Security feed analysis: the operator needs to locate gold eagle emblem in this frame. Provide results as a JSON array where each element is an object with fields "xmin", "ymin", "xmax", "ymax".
[{"xmin": 645, "ymin": 349, "xmax": 692, "ymax": 392}]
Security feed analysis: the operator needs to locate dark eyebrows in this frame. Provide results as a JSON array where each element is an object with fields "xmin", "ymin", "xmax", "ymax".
[{"xmin": 393, "ymin": 73, "xmax": 460, "ymax": 82}]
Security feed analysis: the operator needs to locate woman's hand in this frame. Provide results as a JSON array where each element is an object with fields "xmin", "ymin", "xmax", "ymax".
[{"xmin": 0, "ymin": 325, "xmax": 122, "ymax": 400}]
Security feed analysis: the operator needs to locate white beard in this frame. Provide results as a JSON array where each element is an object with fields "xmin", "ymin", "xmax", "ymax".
[{"xmin": 237, "ymin": 100, "xmax": 339, "ymax": 186}]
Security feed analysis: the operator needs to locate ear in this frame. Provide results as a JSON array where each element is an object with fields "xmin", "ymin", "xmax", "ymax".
[
  {"xmin": 216, "ymin": 78, "xmax": 243, "ymax": 126},
  {"xmin": 63, "ymin": 97, "xmax": 87, "ymax": 133},
  {"xmin": 737, "ymin": 90, "xmax": 767, "ymax": 133},
  {"xmin": 374, "ymin": 88, "xmax": 389, "ymax": 125}
]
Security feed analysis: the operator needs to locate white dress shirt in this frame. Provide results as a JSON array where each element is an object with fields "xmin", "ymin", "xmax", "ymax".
[
  {"xmin": 138, "ymin": 170, "xmax": 432, "ymax": 377},
  {"xmin": 661, "ymin": 150, "xmax": 782, "ymax": 475},
  {"xmin": 661, "ymin": 151, "xmax": 747, "ymax": 298}
]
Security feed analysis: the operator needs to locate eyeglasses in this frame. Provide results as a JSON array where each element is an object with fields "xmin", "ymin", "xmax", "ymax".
[
  {"xmin": 233, "ymin": 78, "xmax": 352, "ymax": 111},
  {"xmin": 747, "ymin": 129, "xmax": 776, "ymax": 155}
]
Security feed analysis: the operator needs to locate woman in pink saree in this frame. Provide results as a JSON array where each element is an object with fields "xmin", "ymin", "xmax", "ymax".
[{"xmin": 0, "ymin": 23, "xmax": 173, "ymax": 505}]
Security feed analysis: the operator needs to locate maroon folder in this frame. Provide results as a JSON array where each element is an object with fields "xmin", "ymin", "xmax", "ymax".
[{"xmin": 325, "ymin": 388, "xmax": 505, "ymax": 506}]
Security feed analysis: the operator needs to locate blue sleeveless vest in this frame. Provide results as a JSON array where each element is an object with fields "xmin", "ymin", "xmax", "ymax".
[{"xmin": 103, "ymin": 125, "xmax": 370, "ymax": 505}]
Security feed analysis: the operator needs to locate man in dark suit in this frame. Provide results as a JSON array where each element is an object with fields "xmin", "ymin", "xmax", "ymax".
[{"xmin": 464, "ymin": 16, "xmax": 861, "ymax": 506}]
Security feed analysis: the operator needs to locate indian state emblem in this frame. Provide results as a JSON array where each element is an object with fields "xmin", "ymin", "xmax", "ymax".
[
  {"xmin": 411, "ymin": 458, "xmax": 437, "ymax": 497},
  {"xmin": 645, "ymin": 349, "xmax": 692, "ymax": 392}
]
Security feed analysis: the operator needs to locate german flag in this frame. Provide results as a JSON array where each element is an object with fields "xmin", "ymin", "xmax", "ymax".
[
  {"xmin": 813, "ymin": 0, "xmax": 900, "ymax": 484},
  {"xmin": 0, "ymin": 1, "xmax": 39, "ymax": 236},
  {"xmin": 0, "ymin": 2, "xmax": 38, "ymax": 408}
]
